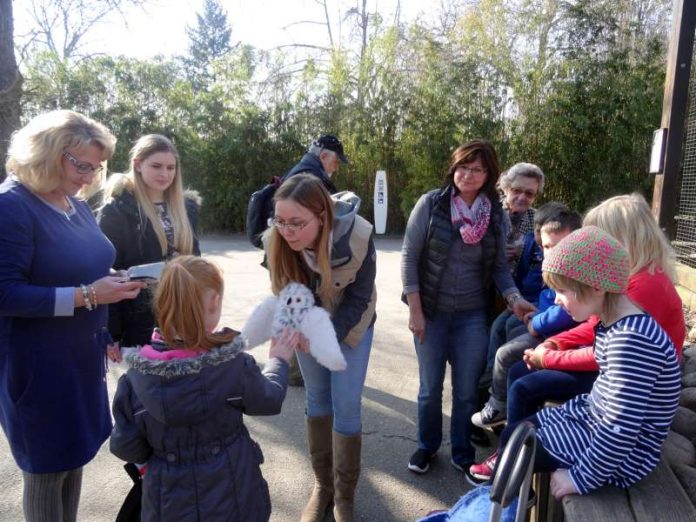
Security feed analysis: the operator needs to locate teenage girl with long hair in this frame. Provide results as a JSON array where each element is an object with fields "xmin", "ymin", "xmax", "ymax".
[
  {"xmin": 264, "ymin": 173, "xmax": 377, "ymax": 522},
  {"xmin": 98, "ymin": 134, "xmax": 201, "ymax": 353}
]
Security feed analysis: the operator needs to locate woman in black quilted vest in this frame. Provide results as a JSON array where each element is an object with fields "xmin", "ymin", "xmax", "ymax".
[{"xmin": 401, "ymin": 139, "xmax": 534, "ymax": 483}]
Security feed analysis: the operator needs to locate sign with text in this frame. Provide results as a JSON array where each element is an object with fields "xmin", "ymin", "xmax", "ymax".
[{"xmin": 374, "ymin": 170, "xmax": 388, "ymax": 234}]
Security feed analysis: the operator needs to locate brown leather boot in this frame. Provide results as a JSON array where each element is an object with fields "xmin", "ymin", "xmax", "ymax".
[
  {"xmin": 300, "ymin": 416, "xmax": 334, "ymax": 522},
  {"xmin": 332, "ymin": 431, "xmax": 362, "ymax": 522}
]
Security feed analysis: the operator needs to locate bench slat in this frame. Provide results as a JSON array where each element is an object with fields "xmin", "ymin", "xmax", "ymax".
[
  {"xmin": 561, "ymin": 484, "xmax": 633, "ymax": 521},
  {"xmin": 628, "ymin": 459, "xmax": 696, "ymax": 521},
  {"xmin": 562, "ymin": 458, "xmax": 696, "ymax": 521}
]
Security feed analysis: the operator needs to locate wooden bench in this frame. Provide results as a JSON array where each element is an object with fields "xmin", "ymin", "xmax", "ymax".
[{"xmin": 552, "ymin": 458, "xmax": 696, "ymax": 522}]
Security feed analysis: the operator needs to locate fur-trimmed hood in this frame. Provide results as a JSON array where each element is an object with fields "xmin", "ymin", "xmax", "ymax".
[
  {"xmin": 122, "ymin": 335, "xmax": 247, "ymax": 377},
  {"xmin": 121, "ymin": 335, "xmax": 248, "ymax": 426},
  {"xmin": 102, "ymin": 173, "xmax": 202, "ymax": 214}
]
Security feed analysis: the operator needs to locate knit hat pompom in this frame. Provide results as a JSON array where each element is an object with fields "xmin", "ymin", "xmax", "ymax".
[{"xmin": 542, "ymin": 225, "xmax": 629, "ymax": 293}]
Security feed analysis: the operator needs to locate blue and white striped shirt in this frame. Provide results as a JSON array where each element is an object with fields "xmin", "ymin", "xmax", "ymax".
[{"xmin": 536, "ymin": 314, "xmax": 681, "ymax": 494}]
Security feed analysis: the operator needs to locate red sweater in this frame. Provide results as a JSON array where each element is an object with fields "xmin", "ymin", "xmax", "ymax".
[{"xmin": 542, "ymin": 268, "xmax": 685, "ymax": 370}]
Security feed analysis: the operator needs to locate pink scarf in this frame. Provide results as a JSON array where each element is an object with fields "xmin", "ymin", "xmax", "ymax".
[{"xmin": 451, "ymin": 192, "xmax": 491, "ymax": 244}]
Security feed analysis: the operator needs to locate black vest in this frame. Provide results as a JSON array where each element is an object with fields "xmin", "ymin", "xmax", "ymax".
[{"xmin": 418, "ymin": 186, "xmax": 502, "ymax": 320}]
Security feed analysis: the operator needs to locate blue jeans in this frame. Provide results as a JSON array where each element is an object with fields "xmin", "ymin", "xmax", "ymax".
[
  {"xmin": 485, "ymin": 310, "xmax": 525, "ymax": 370},
  {"xmin": 297, "ymin": 326, "xmax": 373, "ymax": 436},
  {"xmin": 506, "ymin": 361, "xmax": 599, "ymax": 424},
  {"xmin": 488, "ymin": 333, "xmax": 538, "ymax": 411},
  {"xmin": 415, "ymin": 310, "xmax": 488, "ymax": 465}
]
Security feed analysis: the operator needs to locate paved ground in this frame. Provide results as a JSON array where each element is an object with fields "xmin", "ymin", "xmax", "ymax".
[{"xmin": 0, "ymin": 235, "xmax": 492, "ymax": 521}]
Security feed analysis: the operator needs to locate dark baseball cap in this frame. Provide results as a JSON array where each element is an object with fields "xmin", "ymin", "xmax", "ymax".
[{"xmin": 314, "ymin": 135, "xmax": 349, "ymax": 164}]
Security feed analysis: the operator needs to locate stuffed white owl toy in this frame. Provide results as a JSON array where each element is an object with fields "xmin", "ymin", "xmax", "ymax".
[{"xmin": 241, "ymin": 282, "xmax": 347, "ymax": 371}]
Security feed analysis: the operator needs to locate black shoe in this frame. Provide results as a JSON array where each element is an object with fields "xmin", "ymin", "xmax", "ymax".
[
  {"xmin": 450, "ymin": 458, "xmax": 468, "ymax": 472},
  {"xmin": 470, "ymin": 425, "xmax": 491, "ymax": 447},
  {"xmin": 408, "ymin": 449, "xmax": 435, "ymax": 474}
]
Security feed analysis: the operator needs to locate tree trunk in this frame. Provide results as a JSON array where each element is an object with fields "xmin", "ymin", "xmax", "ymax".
[{"xmin": 0, "ymin": 0, "xmax": 22, "ymax": 180}]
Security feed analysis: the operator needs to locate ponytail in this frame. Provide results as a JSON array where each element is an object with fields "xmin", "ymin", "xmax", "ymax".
[{"xmin": 155, "ymin": 256, "xmax": 236, "ymax": 350}]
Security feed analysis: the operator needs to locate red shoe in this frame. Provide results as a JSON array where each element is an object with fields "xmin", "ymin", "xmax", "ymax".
[{"xmin": 469, "ymin": 451, "xmax": 497, "ymax": 482}]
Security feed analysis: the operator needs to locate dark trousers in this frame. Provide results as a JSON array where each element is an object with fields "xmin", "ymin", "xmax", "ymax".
[{"xmin": 506, "ymin": 361, "xmax": 598, "ymax": 424}]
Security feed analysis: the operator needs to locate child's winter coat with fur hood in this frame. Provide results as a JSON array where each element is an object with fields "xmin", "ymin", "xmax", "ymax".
[{"xmin": 110, "ymin": 331, "xmax": 288, "ymax": 522}]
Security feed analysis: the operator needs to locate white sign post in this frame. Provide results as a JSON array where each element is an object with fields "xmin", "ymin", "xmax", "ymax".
[{"xmin": 374, "ymin": 170, "xmax": 388, "ymax": 234}]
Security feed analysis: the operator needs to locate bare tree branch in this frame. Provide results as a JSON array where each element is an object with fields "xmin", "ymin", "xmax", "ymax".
[
  {"xmin": 316, "ymin": 0, "xmax": 334, "ymax": 48},
  {"xmin": 271, "ymin": 43, "xmax": 333, "ymax": 52},
  {"xmin": 21, "ymin": 0, "xmax": 148, "ymax": 61},
  {"xmin": 281, "ymin": 20, "xmax": 327, "ymax": 30}
]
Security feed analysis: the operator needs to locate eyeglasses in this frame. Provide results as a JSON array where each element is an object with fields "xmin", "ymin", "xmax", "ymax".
[
  {"xmin": 458, "ymin": 166, "xmax": 487, "ymax": 176},
  {"xmin": 510, "ymin": 187, "xmax": 538, "ymax": 199},
  {"xmin": 269, "ymin": 216, "xmax": 315, "ymax": 232},
  {"xmin": 64, "ymin": 152, "xmax": 104, "ymax": 176}
]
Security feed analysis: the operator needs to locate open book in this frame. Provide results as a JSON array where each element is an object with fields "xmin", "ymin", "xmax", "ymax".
[{"xmin": 126, "ymin": 261, "xmax": 165, "ymax": 282}]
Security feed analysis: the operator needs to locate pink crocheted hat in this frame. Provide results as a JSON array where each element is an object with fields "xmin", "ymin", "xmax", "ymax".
[{"xmin": 542, "ymin": 225, "xmax": 629, "ymax": 293}]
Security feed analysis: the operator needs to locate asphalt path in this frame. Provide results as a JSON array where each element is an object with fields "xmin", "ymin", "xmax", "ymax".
[{"xmin": 0, "ymin": 235, "xmax": 490, "ymax": 521}]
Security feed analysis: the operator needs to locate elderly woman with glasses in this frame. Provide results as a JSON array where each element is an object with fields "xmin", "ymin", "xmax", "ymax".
[
  {"xmin": 0, "ymin": 110, "xmax": 145, "ymax": 521},
  {"xmin": 499, "ymin": 163, "xmax": 545, "ymax": 269},
  {"xmin": 401, "ymin": 140, "xmax": 534, "ymax": 484},
  {"xmin": 263, "ymin": 173, "xmax": 376, "ymax": 522},
  {"xmin": 478, "ymin": 163, "xmax": 546, "ymax": 407}
]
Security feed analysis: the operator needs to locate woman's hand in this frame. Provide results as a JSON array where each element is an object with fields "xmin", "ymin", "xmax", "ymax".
[
  {"xmin": 408, "ymin": 308, "xmax": 426, "ymax": 344},
  {"xmin": 269, "ymin": 327, "xmax": 300, "ymax": 363},
  {"xmin": 511, "ymin": 297, "xmax": 536, "ymax": 320},
  {"xmin": 107, "ymin": 341, "xmax": 122, "ymax": 363},
  {"xmin": 296, "ymin": 333, "xmax": 310, "ymax": 354},
  {"xmin": 91, "ymin": 276, "xmax": 146, "ymax": 305},
  {"xmin": 550, "ymin": 469, "xmax": 579, "ymax": 500}
]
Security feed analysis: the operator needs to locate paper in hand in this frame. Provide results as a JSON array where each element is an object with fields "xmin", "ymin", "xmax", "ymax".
[{"xmin": 126, "ymin": 261, "xmax": 165, "ymax": 282}]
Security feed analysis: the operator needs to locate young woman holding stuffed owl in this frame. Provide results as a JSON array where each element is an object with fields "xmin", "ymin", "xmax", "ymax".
[{"xmin": 264, "ymin": 173, "xmax": 377, "ymax": 522}]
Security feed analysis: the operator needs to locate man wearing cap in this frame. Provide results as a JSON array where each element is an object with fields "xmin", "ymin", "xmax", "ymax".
[{"xmin": 282, "ymin": 134, "xmax": 349, "ymax": 194}]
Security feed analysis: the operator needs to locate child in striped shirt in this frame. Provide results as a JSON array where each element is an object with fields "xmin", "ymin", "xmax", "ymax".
[{"xmin": 483, "ymin": 225, "xmax": 681, "ymax": 500}]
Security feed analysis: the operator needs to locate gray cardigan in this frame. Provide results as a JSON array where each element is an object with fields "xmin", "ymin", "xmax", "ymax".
[{"xmin": 401, "ymin": 190, "xmax": 517, "ymax": 313}]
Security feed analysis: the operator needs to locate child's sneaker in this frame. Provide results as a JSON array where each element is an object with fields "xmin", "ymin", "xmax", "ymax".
[
  {"xmin": 471, "ymin": 402, "xmax": 506, "ymax": 429},
  {"xmin": 469, "ymin": 451, "xmax": 498, "ymax": 482}
]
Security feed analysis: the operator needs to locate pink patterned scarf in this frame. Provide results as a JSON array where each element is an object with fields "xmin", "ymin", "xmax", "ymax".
[{"xmin": 451, "ymin": 192, "xmax": 491, "ymax": 244}]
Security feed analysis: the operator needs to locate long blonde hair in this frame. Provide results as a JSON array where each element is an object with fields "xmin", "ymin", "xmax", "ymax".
[
  {"xmin": 155, "ymin": 256, "xmax": 236, "ymax": 350},
  {"xmin": 6, "ymin": 110, "xmax": 115, "ymax": 195},
  {"xmin": 265, "ymin": 174, "xmax": 335, "ymax": 305},
  {"xmin": 583, "ymin": 193, "xmax": 676, "ymax": 282},
  {"xmin": 104, "ymin": 134, "xmax": 194, "ymax": 256}
]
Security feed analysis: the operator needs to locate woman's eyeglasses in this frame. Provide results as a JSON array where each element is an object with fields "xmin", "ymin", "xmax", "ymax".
[
  {"xmin": 268, "ymin": 217, "xmax": 315, "ymax": 232},
  {"xmin": 458, "ymin": 166, "xmax": 487, "ymax": 176},
  {"xmin": 510, "ymin": 187, "xmax": 538, "ymax": 199},
  {"xmin": 64, "ymin": 152, "xmax": 104, "ymax": 176}
]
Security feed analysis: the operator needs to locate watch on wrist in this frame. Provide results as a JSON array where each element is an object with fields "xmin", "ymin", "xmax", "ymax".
[{"xmin": 506, "ymin": 292, "xmax": 522, "ymax": 306}]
